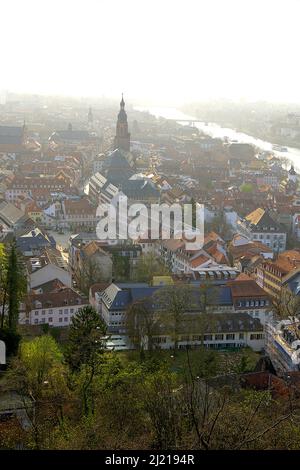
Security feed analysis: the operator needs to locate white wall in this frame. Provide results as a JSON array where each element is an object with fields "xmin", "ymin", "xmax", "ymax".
[
  {"xmin": 19, "ymin": 303, "xmax": 89, "ymax": 327},
  {"xmin": 149, "ymin": 332, "xmax": 264, "ymax": 352}
]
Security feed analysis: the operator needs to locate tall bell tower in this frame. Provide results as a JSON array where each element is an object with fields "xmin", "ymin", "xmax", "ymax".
[{"xmin": 113, "ymin": 93, "xmax": 130, "ymax": 152}]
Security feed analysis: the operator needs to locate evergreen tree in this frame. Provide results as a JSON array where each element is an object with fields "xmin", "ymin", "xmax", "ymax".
[
  {"xmin": 0, "ymin": 243, "xmax": 8, "ymax": 329},
  {"xmin": 0, "ymin": 241, "xmax": 26, "ymax": 332},
  {"xmin": 65, "ymin": 306, "xmax": 107, "ymax": 371},
  {"xmin": 6, "ymin": 241, "xmax": 27, "ymax": 331}
]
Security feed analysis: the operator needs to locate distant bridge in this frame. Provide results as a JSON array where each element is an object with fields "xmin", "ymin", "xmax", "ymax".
[
  {"xmin": 167, "ymin": 119, "xmax": 204, "ymax": 124},
  {"xmin": 166, "ymin": 118, "xmax": 227, "ymax": 127}
]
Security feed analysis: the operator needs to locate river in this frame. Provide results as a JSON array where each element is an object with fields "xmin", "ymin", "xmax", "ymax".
[{"xmin": 135, "ymin": 106, "xmax": 300, "ymax": 171}]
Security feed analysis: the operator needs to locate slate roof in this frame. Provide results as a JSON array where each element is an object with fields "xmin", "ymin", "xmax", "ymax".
[
  {"xmin": 0, "ymin": 126, "xmax": 23, "ymax": 136},
  {"xmin": 0, "ymin": 200, "xmax": 25, "ymax": 227},
  {"xmin": 101, "ymin": 149, "xmax": 135, "ymax": 185},
  {"xmin": 16, "ymin": 229, "xmax": 56, "ymax": 254},
  {"xmin": 284, "ymin": 271, "xmax": 300, "ymax": 295},
  {"xmin": 89, "ymin": 172, "xmax": 119, "ymax": 196},
  {"xmin": 101, "ymin": 282, "xmax": 154, "ymax": 310},
  {"xmin": 0, "ymin": 135, "xmax": 23, "ymax": 145},
  {"xmin": 50, "ymin": 130, "xmax": 90, "ymax": 142},
  {"xmin": 209, "ymin": 286, "xmax": 232, "ymax": 305},
  {"xmin": 17, "ymin": 235, "xmax": 51, "ymax": 253},
  {"xmin": 121, "ymin": 179, "xmax": 160, "ymax": 199},
  {"xmin": 0, "ymin": 126, "xmax": 24, "ymax": 145},
  {"xmin": 153, "ymin": 312, "xmax": 263, "ymax": 335},
  {"xmin": 102, "ymin": 149, "xmax": 132, "ymax": 171},
  {"xmin": 101, "ymin": 282, "xmax": 233, "ymax": 311}
]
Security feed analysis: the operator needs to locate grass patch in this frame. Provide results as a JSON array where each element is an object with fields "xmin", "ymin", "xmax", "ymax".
[{"xmin": 118, "ymin": 347, "xmax": 260, "ymax": 378}]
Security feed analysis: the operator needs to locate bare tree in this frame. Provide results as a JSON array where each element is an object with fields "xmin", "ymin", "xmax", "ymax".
[
  {"xmin": 125, "ymin": 298, "xmax": 160, "ymax": 352},
  {"xmin": 154, "ymin": 284, "xmax": 194, "ymax": 352},
  {"xmin": 272, "ymin": 286, "xmax": 300, "ymax": 339},
  {"xmin": 180, "ymin": 348, "xmax": 297, "ymax": 450},
  {"xmin": 134, "ymin": 253, "xmax": 170, "ymax": 283},
  {"xmin": 78, "ymin": 258, "xmax": 107, "ymax": 295}
]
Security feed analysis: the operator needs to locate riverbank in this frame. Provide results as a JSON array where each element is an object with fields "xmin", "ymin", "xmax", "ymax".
[
  {"xmin": 136, "ymin": 106, "xmax": 300, "ymax": 171},
  {"xmin": 214, "ymin": 122, "xmax": 300, "ymax": 152}
]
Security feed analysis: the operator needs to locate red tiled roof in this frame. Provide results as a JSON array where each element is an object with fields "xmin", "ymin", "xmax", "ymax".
[
  {"xmin": 265, "ymin": 250, "xmax": 300, "ymax": 275},
  {"xmin": 190, "ymin": 254, "xmax": 210, "ymax": 268},
  {"xmin": 64, "ymin": 198, "xmax": 95, "ymax": 215},
  {"xmin": 229, "ymin": 279, "xmax": 269, "ymax": 298},
  {"xmin": 89, "ymin": 282, "xmax": 110, "ymax": 298},
  {"xmin": 26, "ymin": 287, "xmax": 88, "ymax": 310}
]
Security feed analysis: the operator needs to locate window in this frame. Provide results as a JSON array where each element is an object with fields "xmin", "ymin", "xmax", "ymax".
[
  {"xmin": 34, "ymin": 319, "xmax": 38, "ymax": 324},
  {"xmin": 70, "ymin": 308, "xmax": 74, "ymax": 314},
  {"xmin": 48, "ymin": 317, "xmax": 53, "ymax": 322},
  {"xmin": 48, "ymin": 309, "xmax": 53, "ymax": 314},
  {"xmin": 215, "ymin": 334, "xmax": 224, "ymax": 340},
  {"xmin": 239, "ymin": 333, "xmax": 244, "ymax": 340},
  {"xmin": 35, "ymin": 311, "xmax": 39, "ymax": 316},
  {"xmin": 59, "ymin": 318, "xmax": 62, "ymax": 323},
  {"xmin": 203, "ymin": 334, "xmax": 213, "ymax": 341},
  {"xmin": 64, "ymin": 309, "xmax": 68, "ymax": 314},
  {"xmin": 226, "ymin": 334, "xmax": 235, "ymax": 340},
  {"xmin": 192, "ymin": 335, "xmax": 202, "ymax": 341},
  {"xmin": 59, "ymin": 309, "xmax": 63, "ymax": 314},
  {"xmin": 153, "ymin": 337, "xmax": 167, "ymax": 344},
  {"xmin": 42, "ymin": 310, "xmax": 46, "ymax": 315},
  {"xmin": 180, "ymin": 335, "xmax": 190, "ymax": 342},
  {"xmin": 64, "ymin": 317, "xmax": 68, "ymax": 322},
  {"xmin": 250, "ymin": 333, "xmax": 264, "ymax": 340}
]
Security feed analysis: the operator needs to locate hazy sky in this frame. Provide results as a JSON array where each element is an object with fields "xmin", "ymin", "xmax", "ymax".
[{"xmin": 1, "ymin": 0, "xmax": 300, "ymax": 104}]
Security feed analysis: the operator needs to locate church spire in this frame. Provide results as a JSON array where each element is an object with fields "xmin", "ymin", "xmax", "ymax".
[
  {"xmin": 120, "ymin": 93, "xmax": 125, "ymax": 109},
  {"xmin": 113, "ymin": 93, "xmax": 130, "ymax": 152}
]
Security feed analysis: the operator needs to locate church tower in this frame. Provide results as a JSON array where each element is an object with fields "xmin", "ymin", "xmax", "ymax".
[{"xmin": 113, "ymin": 94, "xmax": 130, "ymax": 152}]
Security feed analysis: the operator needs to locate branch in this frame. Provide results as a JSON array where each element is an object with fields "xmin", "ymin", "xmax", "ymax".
[{"xmin": 236, "ymin": 412, "xmax": 293, "ymax": 449}]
